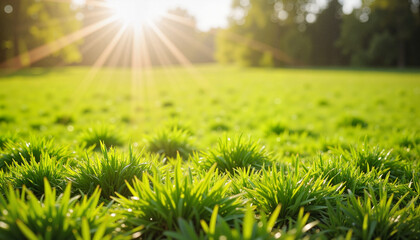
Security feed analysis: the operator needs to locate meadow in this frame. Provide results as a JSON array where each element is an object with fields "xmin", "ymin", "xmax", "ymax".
[{"xmin": 0, "ymin": 65, "xmax": 419, "ymax": 239}]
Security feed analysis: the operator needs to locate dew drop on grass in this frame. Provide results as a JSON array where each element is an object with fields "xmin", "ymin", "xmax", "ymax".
[
  {"xmin": 0, "ymin": 221, "xmax": 8, "ymax": 228},
  {"xmin": 274, "ymin": 232, "xmax": 282, "ymax": 239},
  {"xmin": 132, "ymin": 232, "xmax": 142, "ymax": 238},
  {"xmin": 131, "ymin": 196, "xmax": 139, "ymax": 200},
  {"xmin": 127, "ymin": 208, "xmax": 132, "ymax": 212},
  {"xmin": 111, "ymin": 213, "xmax": 116, "ymax": 217}
]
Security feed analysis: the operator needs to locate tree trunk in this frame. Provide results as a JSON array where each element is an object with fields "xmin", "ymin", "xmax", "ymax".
[
  {"xmin": 13, "ymin": 0, "xmax": 20, "ymax": 58},
  {"xmin": 398, "ymin": 40, "xmax": 405, "ymax": 68}
]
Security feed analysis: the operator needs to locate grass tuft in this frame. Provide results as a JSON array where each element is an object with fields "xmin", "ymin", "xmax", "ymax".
[
  {"xmin": 54, "ymin": 114, "xmax": 74, "ymax": 125},
  {"xmin": 0, "ymin": 179, "xmax": 126, "ymax": 239},
  {"xmin": 0, "ymin": 133, "xmax": 17, "ymax": 149},
  {"xmin": 70, "ymin": 144, "xmax": 156, "ymax": 199},
  {"xmin": 265, "ymin": 122, "xmax": 288, "ymax": 135},
  {"xmin": 311, "ymin": 155, "xmax": 384, "ymax": 196},
  {"xmin": 247, "ymin": 165, "xmax": 344, "ymax": 224},
  {"xmin": 165, "ymin": 205, "xmax": 318, "ymax": 240},
  {"xmin": 80, "ymin": 126, "xmax": 124, "ymax": 151},
  {"xmin": 0, "ymin": 115, "xmax": 15, "ymax": 124},
  {"xmin": 337, "ymin": 115, "xmax": 368, "ymax": 128},
  {"xmin": 209, "ymin": 121, "xmax": 230, "ymax": 132},
  {"xmin": 320, "ymin": 187, "xmax": 420, "ymax": 239},
  {"xmin": 7, "ymin": 154, "xmax": 67, "ymax": 197},
  {"xmin": 200, "ymin": 136, "xmax": 271, "ymax": 173},
  {"xmin": 113, "ymin": 163, "xmax": 244, "ymax": 239},
  {"xmin": 340, "ymin": 144, "xmax": 411, "ymax": 181},
  {"xmin": 146, "ymin": 127, "xmax": 195, "ymax": 159},
  {"xmin": 0, "ymin": 137, "xmax": 69, "ymax": 170}
]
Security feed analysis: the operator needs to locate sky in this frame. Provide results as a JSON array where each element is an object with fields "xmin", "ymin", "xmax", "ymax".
[{"xmin": 76, "ymin": 0, "xmax": 362, "ymax": 31}]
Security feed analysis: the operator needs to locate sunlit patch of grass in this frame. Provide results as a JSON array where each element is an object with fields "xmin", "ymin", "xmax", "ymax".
[
  {"xmin": 0, "ymin": 180, "xmax": 125, "ymax": 239},
  {"xmin": 247, "ymin": 165, "xmax": 344, "ymax": 224},
  {"xmin": 70, "ymin": 144, "xmax": 157, "ymax": 199},
  {"xmin": 165, "ymin": 205, "xmax": 318, "ymax": 240},
  {"xmin": 200, "ymin": 136, "xmax": 271, "ymax": 174},
  {"xmin": 7, "ymin": 154, "xmax": 67, "ymax": 197},
  {"xmin": 0, "ymin": 137, "xmax": 69, "ymax": 170},
  {"xmin": 80, "ymin": 126, "xmax": 124, "ymax": 151},
  {"xmin": 113, "ymin": 164, "xmax": 244, "ymax": 239},
  {"xmin": 337, "ymin": 115, "xmax": 368, "ymax": 128},
  {"xmin": 320, "ymin": 187, "xmax": 420, "ymax": 239},
  {"xmin": 146, "ymin": 128, "xmax": 195, "ymax": 159}
]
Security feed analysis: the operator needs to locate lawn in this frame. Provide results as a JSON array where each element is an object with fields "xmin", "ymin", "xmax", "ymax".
[{"xmin": 0, "ymin": 65, "xmax": 419, "ymax": 239}]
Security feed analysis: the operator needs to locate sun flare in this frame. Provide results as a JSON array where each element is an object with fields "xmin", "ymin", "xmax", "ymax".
[{"xmin": 107, "ymin": 0, "xmax": 162, "ymax": 27}]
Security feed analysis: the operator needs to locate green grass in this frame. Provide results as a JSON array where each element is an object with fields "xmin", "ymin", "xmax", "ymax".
[
  {"xmin": 113, "ymin": 163, "xmax": 243, "ymax": 239},
  {"xmin": 146, "ymin": 127, "xmax": 195, "ymax": 159},
  {"xmin": 199, "ymin": 135, "xmax": 271, "ymax": 173},
  {"xmin": 0, "ymin": 65, "xmax": 419, "ymax": 238},
  {"xmin": 79, "ymin": 125, "xmax": 124, "ymax": 151},
  {"xmin": 6, "ymin": 154, "xmax": 68, "ymax": 197},
  {"xmin": 0, "ymin": 179, "xmax": 126, "ymax": 240},
  {"xmin": 70, "ymin": 144, "xmax": 157, "ymax": 199},
  {"xmin": 0, "ymin": 137, "xmax": 69, "ymax": 170}
]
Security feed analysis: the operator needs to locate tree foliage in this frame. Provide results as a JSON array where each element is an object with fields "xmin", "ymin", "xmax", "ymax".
[
  {"xmin": 217, "ymin": 0, "xmax": 420, "ymax": 67},
  {"xmin": 0, "ymin": 0, "xmax": 82, "ymax": 66}
]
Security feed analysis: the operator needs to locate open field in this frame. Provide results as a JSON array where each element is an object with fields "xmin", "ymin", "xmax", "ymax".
[{"xmin": 0, "ymin": 65, "xmax": 419, "ymax": 239}]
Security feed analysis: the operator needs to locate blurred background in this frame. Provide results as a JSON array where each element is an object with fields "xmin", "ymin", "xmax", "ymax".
[{"xmin": 1, "ymin": 0, "xmax": 420, "ymax": 69}]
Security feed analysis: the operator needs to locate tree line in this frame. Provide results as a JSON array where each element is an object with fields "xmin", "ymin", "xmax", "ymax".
[
  {"xmin": 217, "ymin": 0, "xmax": 420, "ymax": 67},
  {"xmin": 1, "ymin": 0, "xmax": 420, "ymax": 68}
]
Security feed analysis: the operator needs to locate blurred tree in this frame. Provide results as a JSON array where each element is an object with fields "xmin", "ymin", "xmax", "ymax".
[
  {"xmin": 216, "ymin": 0, "xmax": 337, "ymax": 67},
  {"xmin": 218, "ymin": 0, "xmax": 420, "ymax": 67},
  {"xmin": 307, "ymin": 0, "xmax": 347, "ymax": 65},
  {"xmin": 0, "ymin": 0, "xmax": 82, "ymax": 67},
  {"xmin": 337, "ymin": 0, "xmax": 420, "ymax": 67},
  {"xmin": 216, "ymin": 0, "xmax": 279, "ymax": 67}
]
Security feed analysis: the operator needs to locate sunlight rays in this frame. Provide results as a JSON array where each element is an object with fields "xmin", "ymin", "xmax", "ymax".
[
  {"xmin": 164, "ymin": 12, "xmax": 296, "ymax": 65},
  {"xmin": 0, "ymin": 0, "xmax": 295, "ymax": 120},
  {"xmin": 148, "ymin": 22, "xmax": 210, "ymax": 90},
  {"xmin": 159, "ymin": 21, "xmax": 214, "ymax": 59},
  {"xmin": 68, "ymin": 24, "xmax": 128, "ymax": 112},
  {"xmin": 0, "ymin": 16, "xmax": 118, "ymax": 70}
]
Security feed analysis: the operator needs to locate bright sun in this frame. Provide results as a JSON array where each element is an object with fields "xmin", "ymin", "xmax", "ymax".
[{"xmin": 107, "ymin": 0, "xmax": 162, "ymax": 27}]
